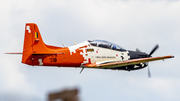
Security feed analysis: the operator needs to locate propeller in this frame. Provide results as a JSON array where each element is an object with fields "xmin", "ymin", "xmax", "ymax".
[
  {"xmin": 146, "ymin": 44, "xmax": 159, "ymax": 78},
  {"xmin": 148, "ymin": 44, "xmax": 159, "ymax": 57},
  {"xmin": 148, "ymin": 65, "xmax": 151, "ymax": 78},
  {"xmin": 136, "ymin": 44, "xmax": 159, "ymax": 78},
  {"xmin": 136, "ymin": 48, "xmax": 141, "ymax": 52}
]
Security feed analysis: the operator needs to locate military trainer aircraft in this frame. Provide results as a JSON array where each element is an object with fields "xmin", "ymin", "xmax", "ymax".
[{"xmin": 6, "ymin": 23, "xmax": 174, "ymax": 76}]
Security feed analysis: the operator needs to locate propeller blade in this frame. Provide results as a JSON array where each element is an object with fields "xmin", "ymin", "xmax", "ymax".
[
  {"xmin": 148, "ymin": 44, "xmax": 159, "ymax": 57},
  {"xmin": 148, "ymin": 66, "xmax": 151, "ymax": 78},
  {"xmin": 136, "ymin": 48, "xmax": 141, "ymax": 52}
]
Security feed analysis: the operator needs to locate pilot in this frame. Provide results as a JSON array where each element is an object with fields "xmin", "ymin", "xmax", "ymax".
[{"xmin": 112, "ymin": 46, "xmax": 116, "ymax": 50}]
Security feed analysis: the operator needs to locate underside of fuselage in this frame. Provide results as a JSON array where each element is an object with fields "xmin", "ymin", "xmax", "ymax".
[{"xmin": 109, "ymin": 63, "xmax": 148, "ymax": 71}]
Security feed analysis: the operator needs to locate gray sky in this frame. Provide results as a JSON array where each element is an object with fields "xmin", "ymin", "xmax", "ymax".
[{"xmin": 0, "ymin": 0, "xmax": 180, "ymax": 101}]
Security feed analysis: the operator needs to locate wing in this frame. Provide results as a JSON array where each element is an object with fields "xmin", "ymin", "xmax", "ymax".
[{"xmin": 83, "ymin": 55, "xmax": 174, "ymax": 68}]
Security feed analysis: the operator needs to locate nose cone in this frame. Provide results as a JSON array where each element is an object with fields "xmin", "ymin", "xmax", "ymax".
[{"xmin": 128, "ymin": 50, "xmax": 148, "ymax": 59}]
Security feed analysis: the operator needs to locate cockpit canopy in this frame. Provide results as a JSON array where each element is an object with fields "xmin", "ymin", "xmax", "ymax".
[{"xmin": 88, "ymin": 40, "xmax": 126, "ymax": 51}]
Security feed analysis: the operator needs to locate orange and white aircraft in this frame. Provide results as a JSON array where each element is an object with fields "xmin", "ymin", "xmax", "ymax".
[{"xmin": 7, "ymin": 23, "xmax": 174, "ymax": 74}]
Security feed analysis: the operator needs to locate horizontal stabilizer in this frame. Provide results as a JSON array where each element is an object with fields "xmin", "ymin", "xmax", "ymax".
[
  {"xmin": 5, "ymin": 52, "xmax": 22, "ymax": 54},
  {"xmin": 32, "ymin": 52, "xmax": 65, "ymax": 55}
]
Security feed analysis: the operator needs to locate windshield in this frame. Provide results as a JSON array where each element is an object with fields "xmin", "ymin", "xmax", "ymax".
[{"xmin": 88, "ymin": 40, "xmax": 126, "ymax": 51}]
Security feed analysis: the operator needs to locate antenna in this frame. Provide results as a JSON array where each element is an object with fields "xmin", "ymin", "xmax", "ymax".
[
  {"xmin": 61, "ymin": 43, "xmax": 65, "ymax": 47},
  {"xmin": 79, "ymin": 68, "xmax": 84, "ymax": 74},
  {"xmin": 73, "ymin": 41, "xmax": 77, "ymax": 45}
]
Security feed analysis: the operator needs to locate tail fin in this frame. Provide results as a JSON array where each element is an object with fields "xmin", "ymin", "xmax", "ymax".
[{"xmin": 22, "ymin": 23, "xmax": 48, "ymax": 64}]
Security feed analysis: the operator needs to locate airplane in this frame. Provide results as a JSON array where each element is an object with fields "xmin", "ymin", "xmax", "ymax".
[{"xmin": 6, "ymin": 23, "xmax": 174, "ymax": 76}]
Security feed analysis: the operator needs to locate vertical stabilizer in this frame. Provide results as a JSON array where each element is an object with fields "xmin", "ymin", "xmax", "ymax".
[{"xmin": 22, "ymin": 23, "xmax": 48, "ymax": 65}]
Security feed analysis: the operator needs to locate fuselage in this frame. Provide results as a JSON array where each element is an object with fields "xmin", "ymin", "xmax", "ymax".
[{"xmin": 27, "ymin": 40, "xmax": 148, "ymax": 71}]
